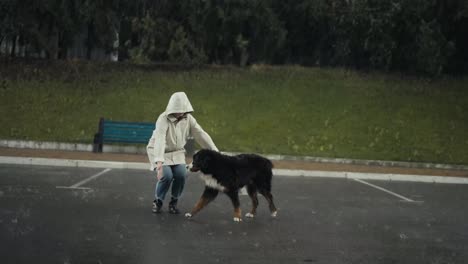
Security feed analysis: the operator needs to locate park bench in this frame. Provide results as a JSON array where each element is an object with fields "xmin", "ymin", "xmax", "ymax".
[
  {"xmin": 93, "ymin": 118, "xmax": 154, "ymax": 153},
  {"xmin": 92, "ymin": 118, "xmax": 195, "ymax": 154}
]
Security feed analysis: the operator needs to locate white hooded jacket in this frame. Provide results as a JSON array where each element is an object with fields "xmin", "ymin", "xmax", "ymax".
[{"xmin": 146, "ymin": 92, "xmax": 218, "ymax": 169}]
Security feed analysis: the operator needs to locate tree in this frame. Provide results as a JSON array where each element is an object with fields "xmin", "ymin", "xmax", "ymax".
[{"xmin": 168, "ymin": 26, "xmax": 207, "ymax": 65}]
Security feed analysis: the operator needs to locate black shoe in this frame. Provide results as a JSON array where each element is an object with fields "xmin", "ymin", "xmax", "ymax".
[
  {"xmin": 168, "ymin": 198, "xmax": 180, "ymax": 214},
  {"xmin": 152, "ymin": 199, "xmax": 163, "ymax": 213}
]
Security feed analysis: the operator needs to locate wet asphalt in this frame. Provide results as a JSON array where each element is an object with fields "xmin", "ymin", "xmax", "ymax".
[{"xmin": 1, "ymin": 164, "xmax": 467, "ymax": 264}]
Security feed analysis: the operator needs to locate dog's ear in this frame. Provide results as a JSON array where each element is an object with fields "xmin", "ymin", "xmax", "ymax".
[{"xmin": 199, "ymin": 155, "xmax": 211, "ymax": 173}]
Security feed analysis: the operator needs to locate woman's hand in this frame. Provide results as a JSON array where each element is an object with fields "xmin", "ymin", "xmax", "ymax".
[{"xmin": 156, "ymin": 162, "xmax": 163, "ymax": 180}]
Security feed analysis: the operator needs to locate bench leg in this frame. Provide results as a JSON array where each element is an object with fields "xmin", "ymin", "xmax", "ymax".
[{"xmin": 93, "ymin": 133, "xmax": 103, "ymax": 153}]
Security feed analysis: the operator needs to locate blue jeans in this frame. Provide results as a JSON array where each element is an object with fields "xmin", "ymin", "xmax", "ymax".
[{"xmin": 155, "ymin": 164, "xmax": 187, "ymax": 202}]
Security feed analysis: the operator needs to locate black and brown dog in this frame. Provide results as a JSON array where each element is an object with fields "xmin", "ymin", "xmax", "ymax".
[{"xmin": 185, "ymin": 149, "xmax": 278, "ymax": 222}]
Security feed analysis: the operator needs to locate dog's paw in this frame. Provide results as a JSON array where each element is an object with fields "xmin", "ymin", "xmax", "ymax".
[
  {"xmin": 271, "ymin": 211, "xmax": 278, "ymax": 218},
  {"xmin": 245, "ymin": 212, "xmax": 255, "ymax": 218},
  {"xmin": 233, "ymin": 217, "xmax": 242, "ymax": 222},
  {"xmin": 184, "ymin": 213, "xmax": 192, "ymax": 219}
]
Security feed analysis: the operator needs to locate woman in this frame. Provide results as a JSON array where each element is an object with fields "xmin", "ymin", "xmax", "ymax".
[{"xmin": 147, "ymin": 92, "xmax": 218, "ymax": 214}]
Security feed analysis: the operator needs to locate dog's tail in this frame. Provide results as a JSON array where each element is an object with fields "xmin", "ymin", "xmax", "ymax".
[
  {"xmin": 266, "ymin": 158, "xmax": 274, "ymax": 170},
  {"xmin": 264, "ymin": 158, "xmax": 274, "ymax": 191}
]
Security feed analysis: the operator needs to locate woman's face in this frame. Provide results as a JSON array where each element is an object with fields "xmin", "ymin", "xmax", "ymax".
[{"xmin": 173, "ymin": 113, "xmax": 185, "ymax": 118}]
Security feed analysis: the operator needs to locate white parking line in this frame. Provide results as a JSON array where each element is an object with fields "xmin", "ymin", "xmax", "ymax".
[
  {"xmin": 56, "ymin": 168, "xmax": 111, "ymax": 189},
  {"xmin": 56, "ymin": 186, "xmax": 92, "ymax": 190},
  {"xmin": 353, "ymin": 178, "xmax": 421, "ymax": 203}
]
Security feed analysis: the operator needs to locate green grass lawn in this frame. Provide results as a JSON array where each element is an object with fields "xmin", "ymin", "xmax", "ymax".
[{"xmin": 1, "ymin": 60, "xmax": 468, "ymax": 165}]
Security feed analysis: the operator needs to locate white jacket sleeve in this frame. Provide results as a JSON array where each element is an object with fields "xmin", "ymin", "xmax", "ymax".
[
  {"xmin": 189, "ymin": 116, "xmax": 218, "ymax": 151},
  {"xmin": 152, "ymin": 116, "xmax": 169, "ymax": 163}
]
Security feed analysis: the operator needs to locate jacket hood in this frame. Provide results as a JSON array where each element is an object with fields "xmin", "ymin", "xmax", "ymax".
[{"xmin": 165, "ymin": 92, "xmax": 194, "ymax": 115}]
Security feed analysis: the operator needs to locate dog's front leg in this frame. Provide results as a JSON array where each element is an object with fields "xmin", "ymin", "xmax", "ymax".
[
  {"xmin": 226, "ymin": 191, "xmax": 242, "ymax": 222},
  {"xmin": 185, "ymin": 187, "xmax": 218, "ymax": 219}
]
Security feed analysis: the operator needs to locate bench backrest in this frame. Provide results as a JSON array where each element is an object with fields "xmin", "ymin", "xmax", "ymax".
[{"xmin": 100, "ymin": 119, "xmax": 155, "ymax": 144}]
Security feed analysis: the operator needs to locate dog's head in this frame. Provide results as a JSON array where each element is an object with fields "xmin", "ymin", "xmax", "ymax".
[{"xmin": 190, "ymin": 149, "xmax": 216, "ymax": 173}]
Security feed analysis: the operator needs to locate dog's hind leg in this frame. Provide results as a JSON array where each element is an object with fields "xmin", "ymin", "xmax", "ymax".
[
  {"xmin": 185, "ymin": 187, "xmax": 218, "ymax": 219},
  {"xmin": 260, "ymin": 190, "xmax": 278, "ymax": 218},
  {"xmin": 226, "ymin": 191, "xmax": 242, "ymax": 222},
  {"xmin": 245, "ymin": 185, "xmax": 258, "ymax": 218}
]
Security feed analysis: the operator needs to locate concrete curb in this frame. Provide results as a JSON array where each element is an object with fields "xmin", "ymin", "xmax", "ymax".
[
  {"xmin": 1, "ymin": 156, "xmax": 468, "ymax": 185},
  {"xmin": 0, "ymin": 156, "xmax": 149, "ymax": 170},
  {"xmin": 0, "ymin": 139, "xmax": 143, "ymax": 154},
  {"xmin": 2, "ymin": 139, "xmax": 468, "ymax": 171}
]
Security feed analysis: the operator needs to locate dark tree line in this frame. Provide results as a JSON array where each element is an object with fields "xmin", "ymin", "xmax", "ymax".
[{"xmin": 1, "ymin": 0, "xmax": 467, "ymax": 75}]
